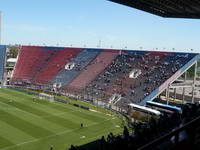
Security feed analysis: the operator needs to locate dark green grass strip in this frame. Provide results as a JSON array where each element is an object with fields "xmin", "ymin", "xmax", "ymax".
[
  {"xmin": 0, "ymin": 95, "xmax": 50, "ymax": 117},
  {"xmin": 0, "ymin": 136, "xmax": 14, "ymax": 149},
  {"xmin": 0, "ymin": 96, "xmax": 80, "ymax": 129},
  {"xmin": 0, "ymin": 109, "xmax": 53, "ymax": 138},
  {"xmin": 37, "ymin": 100, "xmax": 105, "ymax": 122},
  {"xmin": 1, "ymin": 88, "xmax": 37, "ymax": 101},
  {"xmin": 1, "ymin": 89, "xmax": 106, "ymax": 122}
]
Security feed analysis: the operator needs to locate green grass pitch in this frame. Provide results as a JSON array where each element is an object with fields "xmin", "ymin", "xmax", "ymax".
[{"xmin": 0, "ymin": 88, "xmax": 123, "ymax": 150}]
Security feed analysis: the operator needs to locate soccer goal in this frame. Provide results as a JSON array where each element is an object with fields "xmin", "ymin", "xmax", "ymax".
[{"xmin": 38, "ymin": 93, "xmax": 54, "ymax": 102}]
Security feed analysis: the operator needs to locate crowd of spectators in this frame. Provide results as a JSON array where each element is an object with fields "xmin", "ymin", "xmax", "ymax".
[
  {"xmin": 83, "ymin": 51, "xmax": 196, "ymax": 106},
  {"xmin": 69, "ymin": 102, "xmax": 200, "ymax": 150},
  {"xmin": 85, "ymin": 52, "xmax": 138, "ymax": 98},
  {"xmin": 12, "ymin": 48, "xmax": 197, "ymax": 109}
]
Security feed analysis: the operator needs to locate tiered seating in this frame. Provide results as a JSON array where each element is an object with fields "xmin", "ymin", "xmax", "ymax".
[
  {"xmin": 125, "ymin": 52, "xmax": 169, "ymax": 102},
  {"xmin": 0, "ymin": 45, "xmax": 6, "ymax": 81},
  {"xmin": 85, "ymin": 51, "xmax": 146, "ymax": 101},
  {"xmin": 68, "ymin": 50, "xmax": 119, "ymax": 89},
  {"xmin": 119, "ymin": 52, "xmax": 197, "ymax": 104},
  {"xmin": 12, "ymin": 46, "xmax": 83, "ymax": 85},
  {"xmin": 12, "ymin": 46, "xmax": 199, "ymax": 106},
  {"xmin": 13, "ymin": 46, "xmax": 57, "ymax": 82},
  {"xmin": 27, "ymin": 48, "xmax": 57, "ymax": 81},
  {"xmin": 33, "ymin": 48, "xmax": 83, "ymax": 84},
  {"xmin": 85, "ymin": 51, "xmax": 198, "ymax": 104},
  {"xmin": 53, "ymin": 49, "xmax": 101, "ymax": 86}
]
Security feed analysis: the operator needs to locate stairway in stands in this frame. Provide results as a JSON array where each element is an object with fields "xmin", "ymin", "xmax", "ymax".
[
  {"xmin": 52, "ymin": 48, "xmax": 101, "ymax": 87},
  {"xmin": 68, "ymin": 50, "xmax": 119, "ymax": 89}
]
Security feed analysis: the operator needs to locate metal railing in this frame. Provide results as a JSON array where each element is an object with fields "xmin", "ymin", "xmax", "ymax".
[{"xmin": 138, "ymin": 116, "xmax": 200, "ymax": 150}]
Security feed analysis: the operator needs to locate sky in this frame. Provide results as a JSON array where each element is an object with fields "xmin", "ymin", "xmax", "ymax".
[{"xmin": 1, "ymin": 0, "xmax": 200, "ymax": 52}]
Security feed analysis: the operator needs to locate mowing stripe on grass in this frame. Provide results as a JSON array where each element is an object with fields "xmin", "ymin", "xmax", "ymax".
[
  {"xmin": 0, "ymin": 95, "xmax": 50, "ymax": 117},
  {"xmin": 1, "ymin": 99, "xmax": 94, "ymax": 130},
  {"xmin": 0, "ymin": 136, "xmax": 14, "ymax": 149},
  {"xmin": 0, "ymin": 117, "xmax": 118, "ymax": 150},
  {"xmin": 0, "ymin": 96, "xmax": 83, "ymax": 129},
  {"xmin": 0, "ymin": 90, "xmax": 107, "ymax": 123},
  {"xmin": 0, "ymin": 120, "xmax": 35, "ymax": 145},
  {"xmin": 0, "ymin": 89, "xmax": 113, "ymax": 130},
  {"xmin": 0, "ymin": 88, "xmax": 123, "ymax": 150},
  {"xmin": 0, "ymin": 108, "xmax": 53, "ymax": 138},
  {"xmin": 0, "ymin": 88, "xmax": 32, "ymax": 98},
  {"xmin": 1, "ymin": 88, "xmax": 109, "ymax": 121},
  {"xmin": 0, "ymin": 88, "xmax": 108, "ymax": 118},
  {"xmin": 0, "ymin": 101, "xmax": 71, "ymax": 134},
  {"xmin": 37, "ymin": 99, "xmax": 107, "ymax": 122}
]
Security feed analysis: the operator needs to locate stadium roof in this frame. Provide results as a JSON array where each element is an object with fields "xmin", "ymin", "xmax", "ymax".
[{"xmin": 109, "ymin": 0, "xmax": 200, "ymax": 19}]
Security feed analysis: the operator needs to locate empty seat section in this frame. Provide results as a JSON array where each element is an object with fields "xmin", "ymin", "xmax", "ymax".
[
  {"xmin": 26, "ymin": 47, "xmax": 57, "ymax": 81},
  {"xmin": 53, "ymin": 49, "xmax": 101, "ymax": 86},
  {"xmin": 68, "ymin": 50, "xmax": 119, "ymax": 89},
  {"xmin": 12, "ymin": 46, "xmax": 56, "ymax": 82},
  {"xmin": 13, "ymin": 46, "xmax": 43, "ymax": 81},
  {"xmin": 34, "ymin": 48, "xmax": 83, "ymax": 84}
]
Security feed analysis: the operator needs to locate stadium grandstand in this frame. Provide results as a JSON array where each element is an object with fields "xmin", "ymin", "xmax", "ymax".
[
  {"xmin": 0, "ymin": 1, "xmax": 200, "ymax": 150},
  {"xmin": 10, "ymin": 46, "xmax": 200, "ymax": 112}
]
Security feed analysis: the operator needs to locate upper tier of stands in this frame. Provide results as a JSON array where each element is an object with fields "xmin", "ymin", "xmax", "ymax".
[
  {"xmin": 0, "ymin": 45, "xmax": 6, "ymax": 82},
  {"xmin": 11, "ymin": 46, "xmax": 199, "ymax": 105}
]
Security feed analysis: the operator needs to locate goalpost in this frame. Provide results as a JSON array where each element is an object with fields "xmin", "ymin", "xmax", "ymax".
[{"xmin": 37, "ymin": 93, "xmax": 55, "ymax": 102}]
